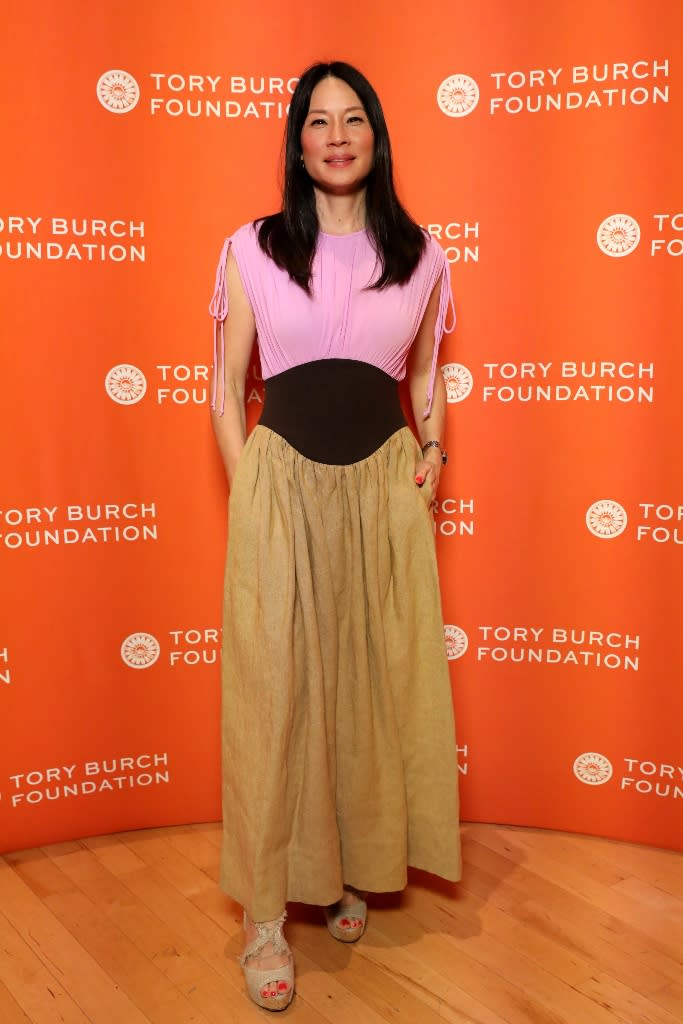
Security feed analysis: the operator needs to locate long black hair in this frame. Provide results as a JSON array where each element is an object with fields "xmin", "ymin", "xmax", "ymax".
[{"xmin": 256, "ymin": 61, "xmax": 426, "ymax": 292}]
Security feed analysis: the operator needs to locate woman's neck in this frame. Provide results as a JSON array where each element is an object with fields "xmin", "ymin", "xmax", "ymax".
[{"xmin": 314, "ymin": 190, "xmax": 367, "ymax": 235}]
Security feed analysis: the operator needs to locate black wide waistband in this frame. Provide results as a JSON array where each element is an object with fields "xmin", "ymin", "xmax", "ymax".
[{"xmin": 259, "ymin": 359, "xmax": 407, "ymax": 465}]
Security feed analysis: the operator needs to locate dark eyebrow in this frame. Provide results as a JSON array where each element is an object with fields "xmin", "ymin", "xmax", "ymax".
[{"xmin": 307, "ymin": 106, "xmax": 365, "ymax": 114}]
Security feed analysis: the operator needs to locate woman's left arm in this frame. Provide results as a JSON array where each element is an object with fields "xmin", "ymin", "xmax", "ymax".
[{"xmin": 406, "ymin": 278, "xmax": 448, "ymax": 495}]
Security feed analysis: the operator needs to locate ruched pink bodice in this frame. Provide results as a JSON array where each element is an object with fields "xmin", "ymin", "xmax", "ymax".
[{"xmin": 210, "ymin": 222, "xmax": 455, "ymax": 417}]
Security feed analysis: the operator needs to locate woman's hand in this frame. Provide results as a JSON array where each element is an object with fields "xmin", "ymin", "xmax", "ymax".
[{"xmin": 415, "ymin": 448, "xmax": 442, "ymax": 508}]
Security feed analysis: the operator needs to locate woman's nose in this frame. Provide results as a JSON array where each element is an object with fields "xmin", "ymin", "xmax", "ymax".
[{"xmin": 328, "ymin": 119, "xmax": 349, "ymax": 145}]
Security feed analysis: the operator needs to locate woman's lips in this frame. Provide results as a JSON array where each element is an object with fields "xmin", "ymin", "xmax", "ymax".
[{"xmin": 325, "ymin": 156, "xmax": 355, "ymax": 166}]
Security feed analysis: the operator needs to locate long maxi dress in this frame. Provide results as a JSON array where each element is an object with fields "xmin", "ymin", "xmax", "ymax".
[{"xmin": 210, "ymin": 223, "xmax": 461, "ymax": 921}]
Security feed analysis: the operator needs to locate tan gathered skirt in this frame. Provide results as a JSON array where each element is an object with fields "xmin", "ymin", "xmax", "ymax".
[{"xmin": 220, "ymin": 424, "xmax": 461, "ymax": 920}]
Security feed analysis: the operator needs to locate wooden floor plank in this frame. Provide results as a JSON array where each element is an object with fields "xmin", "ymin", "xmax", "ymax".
[
  {"xmin": 371, "ymin": 908, "xmax": 565, "ymax": 1024},
  {"xmin": 83, "ymin": 847, "xmax": 292, "ymax": 1023},
  {"xmin": 490, "ymin": 825, "xmax": 629, "ymax": 888},
  {"xmin": 0, "ymin": 913, "xmax": 91, "ymax": 1024},
  {"xmin": 500, "ymin": 826, "xmax": 683, "ymax": 918},
  {"xmin": 1, "ymin": 822, "xmax": 681, "ymax": 1024},
  {"xmin": 611, "ymin": 874, "xmax": 683, "ymax": 916},
  {"xmin": 445, "ymin": 857, "xmax": 681, "ymax": 1023},
  {"xmin": 43, "ymin": 840, "xmax": 200, "ymax": 977},
  {"xmin": 0, "ymin": 978, "xmax": 33, "ymax": 1024},
  {"xmin": 46, "ymin": 838, "xmax": 331, "ymax": 1024},
  {"xmin": 471, "ymin": 826, "xmax": 683, "ymax": 953},
  {"xmin": 284, "ymin": 942, "xmax": 392, "ymax": 1024},
  {"xmin": 402, "ymin": 886, "xmax": 622, "ymax": 1024},
  {"xmin": 46, "ymin": 887, "xmax": 212, "ymax": 1024},
  {"xmin": 356, "ymin": 921, "xmax": 510, "ymax": 1024},
  {"xmin": 81, "ymin": 833, "xmax": 146, "ymax": 876},
  {"xmin": 463, "ymin": 832, "xmax": 683, "ymax": 984},
  {"xmin": 114, "ymin": 828, "xmax": 221, "ymax": 905},
  {"xmin": 163, "ymin": 826, "xmax": 222, "ymax": 879},
  {"xmin": 559, "ymin": 831, "xmax": 683, "ymax": 901},
  {"xmin": 293, "ymin": 917, "xmax": 449, "ymax": 1024},
  {"xmin": 0, "ymin": 860, "xmax": 149, "ymax": 1024},
  {"xmin": 653, "ymin": 981, "xmax": 683, "ymax": 1020},
  {"xmin": 456, "ymin": 853, "xmax": 671, "ymax": 1001},
  {"xmin": 514, "ymin": 896, "xmax": 673, "ymax": 997}
]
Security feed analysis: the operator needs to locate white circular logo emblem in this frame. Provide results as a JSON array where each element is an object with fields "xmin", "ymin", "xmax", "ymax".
[
  {"xmin": 105, "ymin": 364, "xmax": 147, "ymax": 405},
  {"xmin": 586, "ymin": 499, "xmax": 628, "ymax": 539},
  {"xmin": 573, "ymin": 752, "xmax": 613, "ymax": 786},
  {"xmin": 121, "ymin": 633, "xmax": 160, "ymax": 669},
  {"xmin": 437, "ymin": 75, "xmax": 480, "ymax": 118},
  {"xmin": 97, "ymin": 70, "xmax": 140, "ymax": 114},
  {"xmin": 444, "ymin": 625, "xmax": 468, "ymax": 661},
  {"xmin": 441, "ymin": 363, "xmax": 473, "ymax": 403},
  {"xmin": 596, "ymin": 214, "xmax": 640, "ymax": 258}
]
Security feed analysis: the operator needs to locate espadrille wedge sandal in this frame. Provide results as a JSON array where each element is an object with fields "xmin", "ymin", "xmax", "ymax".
[
  {"xmin": 240, "ymin": 910, "xmax": 294, "ymax": 1011},
  {"xmin": 324, "ymin": 887, "xmax": 368, "ymax": 942}
]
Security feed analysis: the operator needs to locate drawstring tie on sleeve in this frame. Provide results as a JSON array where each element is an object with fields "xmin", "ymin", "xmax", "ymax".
[
  {"xmin": 208, "ymin": 237, "xmax": 232, "ymax": 415},
  {"xmin": 423, "ymin": 259, "xmax": 456, "ymax": 419}
]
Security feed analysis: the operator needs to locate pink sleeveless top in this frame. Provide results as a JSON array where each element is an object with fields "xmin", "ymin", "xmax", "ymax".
[{"xmin": 209, "ymin": 222, "xmax": 455, "ymax": 418}]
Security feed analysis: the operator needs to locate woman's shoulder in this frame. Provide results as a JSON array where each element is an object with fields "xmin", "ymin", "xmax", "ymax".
[
  {"xmin": 218, "ymin": 219, "xmax": 271, "ymax": 271},
  {"xmin": 410, "ymin": 230, "xmax": 447, "ymax": 283},
  {"xmin": 422, "ymin": 231, "xmax": 447, "ymax": 266},
  {"xmin": 226, "ymin": 219, "xmax": 260, "ymax": 248},
  {"xmin": 229, "ymin": 214, "xmax": 283, "ymax": 256}
]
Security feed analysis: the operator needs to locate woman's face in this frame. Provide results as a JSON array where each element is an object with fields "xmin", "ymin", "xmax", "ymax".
[{"xmin": 300, "ymin": 76, "xmax": 374, "ymax": 195}]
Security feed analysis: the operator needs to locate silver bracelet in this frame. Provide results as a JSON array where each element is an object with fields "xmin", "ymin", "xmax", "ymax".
[{"xmin": 421, "ymin": 440, "xmax": 448, "ymax": 465}]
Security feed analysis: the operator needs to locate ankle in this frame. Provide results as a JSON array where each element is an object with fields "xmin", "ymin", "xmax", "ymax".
[
  {"xmin": 240, "ymin": 909, "xmax": 289, "ymax": 965},
  {"xmin": 340, "ymin": 886, "xmax": 367, "ymax": 903},
  {"xmin": 243, "ymin": 910, "xmax": 287, "ymax": 932}
]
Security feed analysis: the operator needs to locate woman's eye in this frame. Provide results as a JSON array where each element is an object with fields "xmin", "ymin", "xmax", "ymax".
[
  {"xmin": 310, "ymin": 118, "xmax": 326, "ymax": 126},
  {"xmin": 347, "ymin": 116, "xmax": 363, "ymax": 124}
]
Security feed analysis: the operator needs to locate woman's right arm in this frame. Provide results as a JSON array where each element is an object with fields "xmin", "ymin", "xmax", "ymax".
[{"xmin": 210, "ymin": 249, "xmax": 257, "ymax": 485}]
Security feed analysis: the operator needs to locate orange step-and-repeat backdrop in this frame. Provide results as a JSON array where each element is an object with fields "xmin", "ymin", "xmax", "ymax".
[{"xmin": 1, "ymin": 1, "xmax": 682, "ymax": 855}]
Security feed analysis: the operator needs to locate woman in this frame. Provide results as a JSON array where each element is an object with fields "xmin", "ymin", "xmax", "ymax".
[{"xmin": 210, "ymin": 60, "xmax": 461, "ymax": 1011}]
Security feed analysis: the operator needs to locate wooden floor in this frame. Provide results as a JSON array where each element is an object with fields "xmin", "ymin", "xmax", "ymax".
[{"xmin": 1, "ymin": 822, "xmax": 682, "ymax": 1024}]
